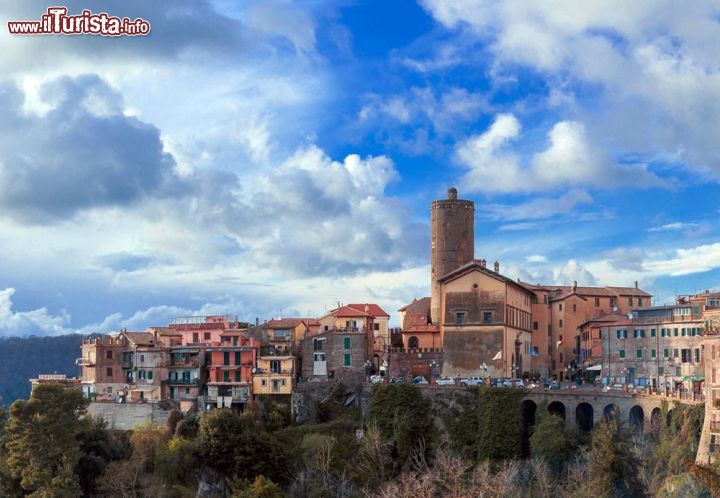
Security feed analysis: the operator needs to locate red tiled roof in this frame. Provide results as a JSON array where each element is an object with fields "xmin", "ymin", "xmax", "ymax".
[
  {"xmin": 333, "ymin": 306, "xmax": 373, "ymax": 318},
  {"xmin": 262, "ymin": 318, "xmax": 305, "ymax": 329},
  {"xmin": 398, "ymin": 297, "xmax": 431, "ymax": 312},
  {"xmin": 437, "ymin": 260, "xmax": 534, "ymax": 295},
  {"xmin": 346, "ymin": 303, "xmax": 390, "ymax": 317},
  {"xmin": 120, "ymin": 332, "xmax": 154, "ymax": 346}
]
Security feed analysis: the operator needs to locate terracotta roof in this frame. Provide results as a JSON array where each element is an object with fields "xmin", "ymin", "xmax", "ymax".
[
  {"xmin": 346, "ymin": 303, "xmax": 390, "ymax": 318},
  {"xmin": 606, "ymin": 286, "xmax": 652, "ymax": 297},
  {"xmin": 262, "ymin": 318, "xmax": 319, "ymax": 329},
  {"xmin": 437, "ymin": 260, "xmax": 534, "ymax": 295},
  {"xmin": 332, "ymin": 306, "xmax": 374, "ymax": 318},
  {"xmin": 120, "ymin": 332, "xmax": 154, "ymax": 346},
  {"xmin": 398, "ymin": 297, "xmax": 431, "ymax": 312}
]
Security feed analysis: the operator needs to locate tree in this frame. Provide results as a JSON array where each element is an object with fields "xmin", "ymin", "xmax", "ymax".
[
  {"xmin": 198, "ymin": 409, "xmax": 246, "ymax": 475},
  {"xmin": 475, "ymin": 387, "xmax": 524, "ymax": 461},
  {"xmin": 368, "ymin": 384, "xmax": 435, "ymax": 467},
  {"xmin": 76, "ymin": 417, "xmax": 131, "ymax": 496},
  {"xmin": 585, "ymin": 417, "xmax": 644, "ymax": 497},
  {"xmin": 228, "ymin": 475, "xmax": 284, "ymax": 498},
  {"xmin": 4, "ymin": 383, "xmax": 87, "ymax": 496},
  {"xmin": 529, "ymin": 405, "xmax": 581, "ymax": 473}
]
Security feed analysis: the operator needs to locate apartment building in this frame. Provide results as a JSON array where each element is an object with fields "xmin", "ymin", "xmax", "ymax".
[
  {"xmin": 302, "ymin": 327, "xmax": 369, "ymax": 383},
  {"xmin": 253, "ymin": 356, "xmax": 295, "ymax": 395},
  {"xmin": 78, "ymin": 335, "xmax": 129, "ymax": 401},
  {"xmin": 204, "ymin": 333, "xmax": 258, "ymax": 410}
]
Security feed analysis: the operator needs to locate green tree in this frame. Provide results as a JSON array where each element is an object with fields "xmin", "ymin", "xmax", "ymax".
[
  {"xmin": 76, "ymin": 417, "xmax": 131, "ymax": 496},
  {"xmin": 476, "ymin": 387, "xmax": 524, "ymax": 461},
  {"xmin": 585, "ymin": 417, "xmax": 644, "ymax": 497},
  {"xmin": 368, "ymin": 384, "xmax": 435, "ymax": 467},
  {"xmin": 4, "ymin": 383, "xmax": 87, "ymax": 496},
  {"xmin": 198, "ymin": 409, "xmax": 247, "ymax": 475},
  {"xmin": 228, "ymin": 475, "xmax": 284, "ymax": 498},
  {"xmin": 529, "ymin": 405, "xmax": 581, "ymax": 473}
]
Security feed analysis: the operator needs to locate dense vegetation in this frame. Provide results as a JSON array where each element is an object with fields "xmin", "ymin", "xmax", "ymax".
[
  {"xmin": 0, "ymin": 334, "xmax": 82, "ymax": 406},
  {"xmin": 0, "ymin": 382, "xmax": 715, "ymax": 497}
]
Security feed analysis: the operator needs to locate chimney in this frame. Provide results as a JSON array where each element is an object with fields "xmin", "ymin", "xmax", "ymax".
[
  {"xmin": 572, "ymin": 280, "xmax": 577, "ymax": 292},
  {"xmin": 255, "ymin": 317, "xmax": 259, "ymax": 326},
  {"xmin": 634, "ymin": 281, "xmax": 638, "ymax": 289},
  {"xmin": 480, "ymin": 259, "xmax": 486, "ymax": 268},
  {"xmin": 494, "ymin": 261, "xmax": 500, "ymax": 273}
]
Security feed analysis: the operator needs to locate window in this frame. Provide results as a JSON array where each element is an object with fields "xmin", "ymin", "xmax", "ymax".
[
  {"xmin": 636, "ymin": 349, "xmax": 642, "ymax": 359},
  {"xmin": 233, "ymin": 336, "xmax": 238, "ymax": 346},
  {"xmin": 313, "ymin": 338, "xmax": 326, "ymax": 351},
  {"xmin": 192, "ymin": 333, "xmax": 199, "ymax": 343},
  {"xmin": 148, "ymin": 370, "xmax": 153, "ymax": 380},
  {"xmin": 572, "ymin": 304, "xmax": 577, "ymax": 313},
  {"xmin": 658, "ymin": 367, "xmax": 664, "ymax": 375},
  {"xmin": 628, "ymin": 297, "xmax": 633, "ymax": 306},
  {"xmin": 595, "ymin": 298, "xmax": 600, "ymax": 307},
  {"xmin": 344, "ymin": 354, "xmax": 351, "ymax": 366},
  {"xmin": 223, "ymin": 352, "xmax": 230, "ymax": 366},
  {"xmin": 456, "ymin": 311, "xmax": 466, "ymax": 325},
  {"xmin": 314, "ymin": 352, "xmax": 326, "ymax": 362},
  {"xmin": 695, "ymin": 348, "xmax": 701, "ymax": 363},
  {"xmin": 619, "ymin": 349, "xmax": 626, "ymax": 359},
  {"xmin": 235, "ymin": 371, "xmax": 240, "ymax": 381},
  {"xmin": 224, "ymin": 371, "xmax": 230, "ymax": 382},
  {"xmin": 616, "ymin": 329, "xmax": 627, "ymax": 339},
  {"xmin": 651, "ymin": 329, "xmax": 656, "ymax": 337},
  {"xmin": 681, "ymin": 349, "xmax": 691, "ymax": 363},
  {"xmin": 559, "ymin": 304, "xmax": 563, "ymax": 311},
  {"xmin": 373, "ymin": 323, "xmax": 379, "ymax": 331},
  {"xmin": 261, "ymin": 379, "xmax": 267, "ymax": 387},
  {"xmin": 408, "ymin": 336, "xmax": 419, "ymax": 349},
  {"xmin": 559, "ymin": 319, "xmax": 563, "ymax": 328},
  {"xmin": 106, "ymin": 350, "xmax": 113, "ymax": 360},
  {"xmin": 483, "ymin": 311, "xmax": 492, "ymax": 324},
  {"xmin": 139, "ymin": 370, "xmax": 145, "ymax": 380},
  {"xmin": 651, "ymin": 349, "xmax": 657, "ymax": 358},
  {"xmin": 663, "ymin": 348, "xmax": 669, "ymax": 359},
  {"xmin": 610, "ymin": 297, "xmax": 617, "ymax": 308},
  {"xmin": 204, "ymin": 332, "xmax": 211, "ymax": 341},
  {"xmin": 548, "ymin": 325, "xmax": 552, "ymax": 337},
  {"xmin": 344, "ymin": 336, "xmax": 351, "ymax": 349},
  {"xmin": 140, "ymin": 354, "xmax": 145, "ymax": 362},
  {"xmin": 106, "ymin": 367, "xmax": 113, "ymax": 377},
  {"xmin": 324, "ymin": 325, "xmax": 329, "ymax": 331},
  {"xmin": 674, "ymin": 348, "xmax": 679, "ymax": 358},
  {"xmin": 533, "ymin": 321, "xmax": 538, "ymax": 330},
  {"xmin": 638, "ymin": 298, "xmax": 643, "ymax": 306},
  {"xmin": 682, "ymin": 328, "xmax": 686, "ymax": 337},
  {"xmin": 270, "ymin": 360, "xmax": 280, "ymax": 373},
  {"xmin": 234, "ymin": 352, "xmax": 240, "ymax": 365},
  {"xmin": 674, "ymin": 328, "xmax": 679, "ymax": 337},
  {"xmin": 106, "ymin": 387, "xmax": 112, "ymax": 393}
]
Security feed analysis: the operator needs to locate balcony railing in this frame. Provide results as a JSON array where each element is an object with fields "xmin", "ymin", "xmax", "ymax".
[
  {"xmin": 169, "ymin": 360, "xmax": 199, "ymax": 368},
  {"xmin": 167, "ymin": 378, "xmax": 199, "ymax": 385}
]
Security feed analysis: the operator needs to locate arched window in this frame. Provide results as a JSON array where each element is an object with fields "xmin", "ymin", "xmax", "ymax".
[{"xmin": 408, "ymin": 336, "xmax": 419, "ymax": 349}]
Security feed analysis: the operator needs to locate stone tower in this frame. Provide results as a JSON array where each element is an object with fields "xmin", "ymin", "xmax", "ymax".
[{"xmin": 430, "ymin": 187, "xmax": 475, "ymax": 323}]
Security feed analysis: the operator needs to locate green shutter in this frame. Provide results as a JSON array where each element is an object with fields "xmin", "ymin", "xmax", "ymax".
[
  {"xmin": 344, "ymin": 353, "xmax": 351, "ymax": 366},
  {"xmin": 619, "ymin": 350, "xmax": 625, "ymax": 359},
  {"xmin": 235, "ymin": 371, "xmax": 240, "ymax": 382},
  {"xmin": 636, "ymin": 349, "xmax": 642, "ymax": 359},
  {"xmin": 651, "ymin": 349, "xmax": 656, "ymax": 358},
  {"xmin": 664, "ymin": 348, "xmax": 669, "ymax": 358},
  {"xmin": 651, "ymin": 329, "xmax": 656, "ymax": 337},
  {"xmin": 343, "ymin": 336, "xmax": 351, "ymax": 349}
]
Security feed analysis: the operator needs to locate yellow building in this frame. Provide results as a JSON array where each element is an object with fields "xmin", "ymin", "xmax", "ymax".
[{"xmin": 253, "ymin": 356, "xmax": 295, "ymax": 395}]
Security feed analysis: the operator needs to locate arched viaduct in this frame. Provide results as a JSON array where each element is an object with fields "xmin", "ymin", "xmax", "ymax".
[{"xmin": 521, "ymin": 391, "xmax": 702, "ymax": 433}]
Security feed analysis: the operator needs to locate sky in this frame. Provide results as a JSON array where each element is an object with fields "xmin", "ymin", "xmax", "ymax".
[{"xmin": 2, "ymin": 0, "xmax": 720, "ymax": 336}]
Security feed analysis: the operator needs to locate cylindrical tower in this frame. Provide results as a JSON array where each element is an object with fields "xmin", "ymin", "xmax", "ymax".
[{"xmin": 430, "ymin": 187, "xmax": 475, "ymax": 323}]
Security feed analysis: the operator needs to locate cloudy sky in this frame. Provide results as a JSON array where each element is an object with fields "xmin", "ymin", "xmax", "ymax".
[{"xmin": 2, "ymin": 0, "xmax": 720, "ymax": 336}]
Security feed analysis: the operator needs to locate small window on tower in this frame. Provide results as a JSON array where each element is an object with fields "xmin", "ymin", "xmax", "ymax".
[
  {"xmin": 456, "ymin": 312, "xmax": 466, "ymax": 325},
  {"xmin": 483, "ymin": 312, "xmax": 492, "ymax": 324}
]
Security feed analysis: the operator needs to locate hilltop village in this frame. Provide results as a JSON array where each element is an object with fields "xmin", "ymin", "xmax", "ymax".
[{"xmin": 68, "ymin": 189, "xmax": 720, "ymax": 438}]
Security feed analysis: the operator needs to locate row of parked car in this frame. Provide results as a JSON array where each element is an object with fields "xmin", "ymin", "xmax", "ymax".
[{"xmin": 371, "ymin": 374, "xmax": 562, "ymax": 389}]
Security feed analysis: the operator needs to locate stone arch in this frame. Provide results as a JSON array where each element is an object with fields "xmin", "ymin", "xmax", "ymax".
[
  {"xmin": 650, "ymin": 407, "xmax": 662, "ymax": 432},
  {"xmin": 629, "ymin": 405, "xmax": 644, "ymax": 431},
  {"xmin": 548, "ymin": 401, "xmax": 566, "ymax": 421},
  {"xmin": 603, "ymin": 403, "xmax": 620, "ymax": 421},
  {"xmin": 408, "ymin": 336, "xmax": 419, "ymax": 349},
  {"xmin": 576, "ymin": 402, "xmax": 594, "ymax": 432},
  {"xmin": 666, "ymin": 408, "xmax": 674, "ymax": 428},
  {"xmin": 521, "ymin": 400, "xmax": 537, "ymax": 458}
]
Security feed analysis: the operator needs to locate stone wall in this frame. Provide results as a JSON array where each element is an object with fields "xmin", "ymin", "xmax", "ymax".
[{"xmin": 87, "ymin": 402, "xmax": 171, "ymax": 430}]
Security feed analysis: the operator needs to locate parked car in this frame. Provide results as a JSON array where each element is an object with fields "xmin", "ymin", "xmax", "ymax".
[
  {"xmin": 602, "ymin": 383, "xmax": 624, "ymax": 392},
  {"xmin": 546, "ymin": 381, "xmax": 560, "ymax": 389},
  {"xmin": 435, "ymin": 377, "xmax": 455, "ymax": 386},
  {"xmin": 503, "ymin": 378, "xmax": 525, "ymax": 388},
  {"xmin": 411, "ymin": 376, "xmax": 429, "ymax": 385},
  {"xmin": 389, "ymin": 377, "xmax": 407, "ymax": 384},
  {"xmin": 370, "ymin": 374, "xmax": 384, "ymax": 384},
  {"xmin": 526, "ymin": 382, "xmax": 539, "ymax": 389},
  {"xmin": 460, "ymin": 376, "xmax": 485, "ymax": 386}
]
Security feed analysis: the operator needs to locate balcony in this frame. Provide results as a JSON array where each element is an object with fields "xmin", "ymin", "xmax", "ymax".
[
  {"xmin": 169, "ymin": 359, "xmax": 199, "ymax": 368},
  {"xmin": 167, "ymin": 378, "xmax": 199, "ymax": 385}
]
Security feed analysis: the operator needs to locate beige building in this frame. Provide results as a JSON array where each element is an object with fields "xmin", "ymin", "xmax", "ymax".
[
  {"xmin": 253, "ymin": 356, "xmax": 295, "ymax": 395},
  {"xmin": 438, "ymin": 260, "xmax": 534, "ymax": 378}
]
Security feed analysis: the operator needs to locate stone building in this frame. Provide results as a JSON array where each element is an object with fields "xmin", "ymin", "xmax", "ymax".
[
  {"xmin": 78, "ymin": 335, "xmax": 131, "ymax": 401},
  {"xmin": 698, "ymin": 309, "xmax": 720, "ymax": 464},
  {"xmin": 301, "ymin": 328, "xmax": 368, "ymax": 383},
  {"xmin": 579, "ymin": 303, "xmax": 705, "ymax": 391}
]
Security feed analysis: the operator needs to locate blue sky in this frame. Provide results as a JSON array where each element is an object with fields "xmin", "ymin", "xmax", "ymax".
[{"xmin": 1, "ymin": 0, "xmax": 720, "ymax": 335}]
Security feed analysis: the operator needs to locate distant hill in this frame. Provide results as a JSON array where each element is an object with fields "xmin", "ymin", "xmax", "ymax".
[{"xmin": 0, "ymin": 334, "xmax": 83, "ymax": 406}]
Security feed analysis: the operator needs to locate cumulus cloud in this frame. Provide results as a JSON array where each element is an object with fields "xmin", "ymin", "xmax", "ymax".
[
  {"xmin": 554, "ymin": 259, "xmax": 598, "ymax": 286},
  {"xmin": 420, "ymin": 0, "xmax": 720, "ymax": 176},
  {"xmin": 0, "ymin": 288, "xmax": 71, "ymax": 337},
  {"xmin": 456, "ymin": 114, "xmax": 665, "ymax": 193},
  {"xmin": 0, "ymin": 75, "xmax": 178, "ymax": 222}
]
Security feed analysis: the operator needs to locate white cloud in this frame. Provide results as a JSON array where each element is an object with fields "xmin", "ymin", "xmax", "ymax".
[
  {"xmin": 420, "ymin": 0, "xmax": 720, "ymax": 176},
  {"xmin": 0, "ymin": 288, "xmax": 71, "ymax": 337},
  {"xmin": 525, "ymin": 255, "xmax": 548, "ymax": 264},
  {"xmin": 648, "ymin": 222, "xmax": 699, "ymax": 232},
  {"xmin": 457, "ymin": 114, "xmax": 665, "ymax": 193},
  {"xmin": 483, "ymin": 189, "xmax": 592, "ymax": 221}
]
